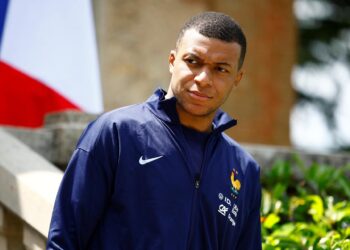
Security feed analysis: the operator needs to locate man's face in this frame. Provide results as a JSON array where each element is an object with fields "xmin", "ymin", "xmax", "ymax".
[{"xmin": 168, "ymin": 29, "xmax": 243, "ymax": 121}]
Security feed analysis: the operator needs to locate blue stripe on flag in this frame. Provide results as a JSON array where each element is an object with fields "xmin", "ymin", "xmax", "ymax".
[{"xmin": 0, "ymin": 0, "xmax": 10, "ymax": 51}]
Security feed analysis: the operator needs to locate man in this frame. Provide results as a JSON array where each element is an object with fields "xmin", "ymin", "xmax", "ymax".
[{"xmin": 47, "ymin": 11, "xmax": 262, "ymax": 250}]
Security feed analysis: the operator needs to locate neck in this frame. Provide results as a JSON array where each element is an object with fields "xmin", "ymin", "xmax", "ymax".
[
  {"xmin": 165, "ymin": 87, "xmax": 214, "ymax": 132},
  {"xmin": 175, "ymin": 103, "xmax": 214, "ymax": 133}
]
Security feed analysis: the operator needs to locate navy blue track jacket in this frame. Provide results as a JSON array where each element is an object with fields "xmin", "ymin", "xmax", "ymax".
[{"xmin": 47, "ymin": 89, "xmax": 262, "ymax": 250}]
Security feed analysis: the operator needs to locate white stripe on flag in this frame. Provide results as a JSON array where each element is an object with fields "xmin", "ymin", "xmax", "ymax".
[{"xmin": 1, "ymin": 0, "xmax": 103, "ymax": 113}]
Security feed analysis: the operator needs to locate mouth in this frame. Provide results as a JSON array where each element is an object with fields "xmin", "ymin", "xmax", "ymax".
[{"xmin": 188, "ymin": 90, "xmax": 212, "ymax": 101}]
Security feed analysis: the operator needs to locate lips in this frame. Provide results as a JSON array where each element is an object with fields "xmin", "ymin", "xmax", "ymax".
[{"xmin": 188, "ymin": 90, "xmax": 212, "ymax": 101}]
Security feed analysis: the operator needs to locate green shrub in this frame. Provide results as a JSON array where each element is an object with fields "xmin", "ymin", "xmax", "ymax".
[{"xmin": 261, "ymin": 156, "xmax": 350, "ymax": 249}]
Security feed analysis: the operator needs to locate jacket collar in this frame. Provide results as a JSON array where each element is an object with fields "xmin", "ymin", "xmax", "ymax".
[{"xmin": 146, "ymin": 88, "xmax": 237, "ymax": 133}]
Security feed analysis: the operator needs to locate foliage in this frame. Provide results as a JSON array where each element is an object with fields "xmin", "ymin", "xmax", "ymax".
[{"xmin": 261, "ymin": 156, "xmax": 350, "ymax": 249}]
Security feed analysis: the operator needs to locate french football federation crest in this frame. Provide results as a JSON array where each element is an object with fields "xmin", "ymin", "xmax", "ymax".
[{"xmin": 230, "ymin": 169, "xmax": 241, "ymax": 199}]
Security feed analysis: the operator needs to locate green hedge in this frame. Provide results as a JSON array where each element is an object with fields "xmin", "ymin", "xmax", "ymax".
[{"xmin": 261, "ymin": 156, "xmax": 350, "ymax": 249}]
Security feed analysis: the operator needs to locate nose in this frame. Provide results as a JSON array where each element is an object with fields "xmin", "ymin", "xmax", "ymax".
[{"xmin": 194, "ymin": 67, "xmax": 212, "ymax": 86}]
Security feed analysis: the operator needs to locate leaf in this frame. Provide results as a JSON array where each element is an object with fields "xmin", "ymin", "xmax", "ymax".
[
  {"xmin": 317, "ymin": 231, "xmax": 341, "ymax": 249},
  {"xmin": 262, "ymin": 243, "xmax": 276, "ymax": 250},
  {"xmin": 344, "ymin": 227, "xmax": 350, "ymax": 238},
  {"xmin": 306, "ymin": 195, "xmax": 324, "ymax": 222},
  {"xmin": 337, "ymin": 239, "xmax": 350, "ymax": 250},
  {"xmin": 261, "ymin": 158, "xmax": 350, "ymax": 248},
  {"xmin": 273, "ymin": 183, "xmax": 287, "ymax": 201},
  {"xmin": 263, "ymin": 213, "xmax": 281, "ymax": 229},
  {"xmin": 261, "ymin": 189, "xmax": 272, "ymax": 215},
  {"xmin": 338, "ymin": 177, "xmax": 350, "ymax": 199},
  {"xmin": 289, "ymin": 196, "xmax": 309, "ymax": 221},
  {"xmin": 271, "ymin": 223, "xmax": 295, "ymax": 237}
]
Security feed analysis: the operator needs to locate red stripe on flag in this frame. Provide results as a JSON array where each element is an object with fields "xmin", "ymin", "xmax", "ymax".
[{"xmin": 0, "ymin": 61, "xmax": 81, "ymax": 128}]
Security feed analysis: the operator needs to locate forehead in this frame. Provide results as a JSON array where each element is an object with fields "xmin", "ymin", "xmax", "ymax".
[{"xmin": 177, "ymin": 29, "xmax": 241, "ymax": 65}]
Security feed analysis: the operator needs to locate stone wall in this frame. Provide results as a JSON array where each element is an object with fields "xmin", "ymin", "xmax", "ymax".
[
  {"xmin": 0, "ymin": 128, "xmax": 63, "ymax": 250},
  {"xmin": 0, "ymin": 204, "xmax": 47, "ymax": 250},
  {"xmin": 92, "ymin": 0, "xmax": 296, "ymax": 146},
  {"xmin": 4, "ymin": 112, "xmax": 349, "ymax": 171}
]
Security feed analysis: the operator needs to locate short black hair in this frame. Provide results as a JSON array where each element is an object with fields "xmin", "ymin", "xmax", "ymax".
[{"xmin": 177, "ymin": 11, "xmax": 247, "ymax": 69}]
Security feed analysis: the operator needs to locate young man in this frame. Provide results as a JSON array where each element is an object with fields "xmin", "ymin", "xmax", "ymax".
[{"xmin": 47, "ymin": 12, "xmax": 262, "ymax": 250}]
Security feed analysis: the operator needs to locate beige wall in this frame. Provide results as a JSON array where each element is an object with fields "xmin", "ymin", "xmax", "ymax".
[
  {"xmin": 93, "ymin": 0, "xmax": 206, "ymax": 109},
  {"xmin": 93, "ymin": 0, "xmax": 296, "ymax": 145}
]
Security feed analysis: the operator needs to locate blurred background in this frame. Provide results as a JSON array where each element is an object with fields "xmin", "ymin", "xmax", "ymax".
[
  {"xmin": 292, "ymin": 0, "xmax": 350, "ymax": 152},
  {"xmin": 0, "ymin": 0, "xmax": 349, "ymax": 249},
  {"xmin": 1, "ymin": 0, "xmax": 349, "ymax": 152}
]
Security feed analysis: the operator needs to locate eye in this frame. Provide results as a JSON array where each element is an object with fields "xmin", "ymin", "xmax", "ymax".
[
  {"xmin": 185, "ymin": 58, "xmax": 198, "ymax": 65},
  {"xmin": 216, "ymin": 66, "xmax": 229, "ymax": 73}
]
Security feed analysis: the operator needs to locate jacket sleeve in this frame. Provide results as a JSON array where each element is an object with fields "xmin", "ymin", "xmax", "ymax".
[
  {"xmin": 236, "ymin": 164, "xmax": 262, "ymax": 250},
  {"xmin": 47, "ymin": 119, "xmax": 119, "ymax": 250}
]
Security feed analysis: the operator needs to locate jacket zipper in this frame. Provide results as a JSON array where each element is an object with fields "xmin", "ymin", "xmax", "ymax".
[
  {"xmin": 186, "ymin": 134, "xmax": 215, "ymax": 249},
  {"xmin": 195, "ymin": 179, "xmax": 200, "ymax": 189}
]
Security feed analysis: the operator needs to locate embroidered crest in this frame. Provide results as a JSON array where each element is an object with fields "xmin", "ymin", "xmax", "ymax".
[{"xmin": 230, "ymin": 169, "xmax": 241, "ymax": 199}]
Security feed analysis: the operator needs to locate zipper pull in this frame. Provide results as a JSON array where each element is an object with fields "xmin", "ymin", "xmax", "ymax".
[{"xmin": 195, "ymin": 179, "xmax": 200, "ymax": 189}]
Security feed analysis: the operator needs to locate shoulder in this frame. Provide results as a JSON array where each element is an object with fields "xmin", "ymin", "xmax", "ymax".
[
  {"xmin": 99, "ymin": 102, "xmax": 149, "ymax": 125},
  {"xmin": 76, "ymin": 102, "xmax": 152, "ymax": 152},
  {"xmin": 220, "ymin": 133, "xmax": 260, "ymax": 176}
]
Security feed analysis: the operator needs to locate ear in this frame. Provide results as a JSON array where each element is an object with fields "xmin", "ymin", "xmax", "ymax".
[
  {"xmin": 169, "ymin": 50, "xmax": 176, "ymax": 74},
  {"xmin": 233, "ymin": 69, "xmax": 244, "ymax": 87}
]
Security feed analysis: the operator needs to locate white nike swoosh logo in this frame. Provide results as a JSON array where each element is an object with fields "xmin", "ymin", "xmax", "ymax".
[{"xmin": 139, "ymin": 155, "xmax": 163, "ymax": 165}]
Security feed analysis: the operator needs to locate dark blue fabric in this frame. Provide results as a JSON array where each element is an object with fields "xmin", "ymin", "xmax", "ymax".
[
  {"xmin": 47, "ymin": 88, "xmax": 262, "ymax": 250},
  {"xmin": 181, "ymin": 125, "xmax": 210, "ymax": 175},
  {"xmin": 0, "ymin": 0, "xmax": 9, "ymax": 51}
]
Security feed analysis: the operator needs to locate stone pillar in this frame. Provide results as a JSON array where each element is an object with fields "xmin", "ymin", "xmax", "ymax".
[
  {"xmin": 212, "ymin": 0, "xmax": 296, "ymax": 145},
  {"xmin": 23, "ymin": 225, "xmax": 46, "ymax": 250},
  {"xmin": 0, "ymin": 205, "xmax": 7, "ymax": 250},
  {"xmin": 0, "ymin": 204, "xmax": 24, "ymax": 250},
  {"xmin": 0, "ymin": 205, "xmax": 46, "ymax": 250}
]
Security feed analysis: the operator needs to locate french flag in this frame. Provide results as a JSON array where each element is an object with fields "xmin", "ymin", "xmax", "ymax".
[{"xmin": 0, "ymin": 0, "xmax": 103, "ymax": 128}]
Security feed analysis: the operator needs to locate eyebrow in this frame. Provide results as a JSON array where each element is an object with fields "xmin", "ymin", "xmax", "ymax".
[
  {"xmin": 216, "ymin": 62, "xmax": 232, "ymax": 68},
  {"xmin": 184, "ymin": 53, "xmax": 233, "ymax": 68},
  {"xmin": 183, "ymin": 53, "xmax": 202, "ymax": 61}
]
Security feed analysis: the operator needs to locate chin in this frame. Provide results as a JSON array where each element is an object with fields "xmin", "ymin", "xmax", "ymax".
[{"xmin": 184, "ymin": 105, "xmax": 214, "ymax": 117}]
